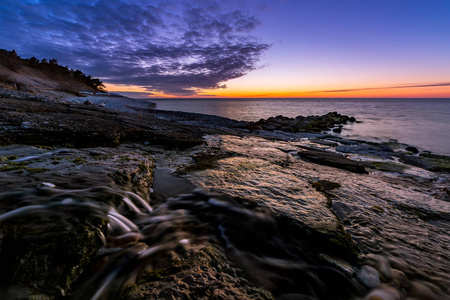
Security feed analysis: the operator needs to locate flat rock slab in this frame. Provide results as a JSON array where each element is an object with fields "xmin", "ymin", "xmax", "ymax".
[
  {"xmin": 299, "ymin": 149, "xmax": 368, "ymax": 174},
  {"xmin": 0, "ymin": 98, "xmax": 230, "ymax": 149},
  {"xmin": 336, "ymin": 143, "xmax": 394, "ymax": 159}
]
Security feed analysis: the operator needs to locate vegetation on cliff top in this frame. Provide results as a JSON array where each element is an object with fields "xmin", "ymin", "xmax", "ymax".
[{"xmin": 0, "ymin": 49, "xmax": 105, "ymax": 92}]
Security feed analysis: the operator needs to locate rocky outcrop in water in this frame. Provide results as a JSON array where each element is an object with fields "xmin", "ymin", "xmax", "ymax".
[{"xmin": 247, "ymin": 112, "xmax": 356, "ymax": 133}]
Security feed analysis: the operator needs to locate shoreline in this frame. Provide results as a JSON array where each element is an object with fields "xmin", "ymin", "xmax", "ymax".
[
  {"xmin": 149, "ymin": 97, "xmax": 450, "ymax": 155},
  {"xmin": 0, "ymin": 92, "xmax": 449, "ymax": 299}
]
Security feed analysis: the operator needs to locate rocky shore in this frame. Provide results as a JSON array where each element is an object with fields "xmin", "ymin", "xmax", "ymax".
[{"xmin": 1, "ymin": 93, "xmax": 449, "ymax": 300}]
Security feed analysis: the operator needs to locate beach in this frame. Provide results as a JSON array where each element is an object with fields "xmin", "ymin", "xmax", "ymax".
[{"xmin": 0, "ymin": 93, "xmax": 449, "ymax": 299}]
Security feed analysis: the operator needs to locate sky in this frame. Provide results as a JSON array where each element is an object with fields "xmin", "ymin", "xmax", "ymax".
[{"xmin": 0, "ymin": 0, "xmax": 449, "ymax": 98}]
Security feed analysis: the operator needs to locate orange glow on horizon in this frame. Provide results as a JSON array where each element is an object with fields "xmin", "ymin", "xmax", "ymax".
[{"xmin": 104, "ymin": 82, "xmax": 450, "ymax": 99}]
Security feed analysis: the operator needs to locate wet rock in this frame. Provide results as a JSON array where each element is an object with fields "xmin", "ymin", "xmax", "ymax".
[
  {"xmin": 0, "ymin": 97, "xmax": 211, "ymax": 149},
  {"xmin": 433, "ymin": 187, "xmax": 450, "ymax": 202},
  {"xmin": 312, "ymin": 180, "xmax": 341, "ymax": 191},
  {"xmin": 247, "ymin": 112, "xmax": 356, "ymax": 134},
  {"xmin": 299, "ymin": 149, "xmax": 368, "ymax": 174},
  {"xmin": 0, "ymin": 205, "xmax": 107, "ymax": 298},
  {"xmin": 320, "ymin": 254, "xmax": 356, "ymax": 277},
  {"xmin": 366, "ymin": 161, "xmax": 407, "ymax": 173},
  {"xmin": 38, "ymin": 181, "xmax": 56, "ymax": 188},
  {"xmin": 111, "ymin": 158, "xmax": 154, "ymax": 198},
  {"xmin": 405, "ymin": 146, "xmax": 419, "ymax": 154},
  {"xmin": 187, "ymin": 136, "xmax": 362, "ymax": 269},
  {"xmin": 332, "ymin": 127, "xmax": 342, "ymax": 133},
  {"xmin": 391, "ymin": 269, "xmax": 410, "ymax": 290},
  {"xmin": 357, "ymin": 265, "xmax": 380, "ymax": 288},
  {"xmin": 148, "ymin": 191, "xmax": 361, "ymax": 298},
  {"xmin": 84, "ymin": 100, "xmax": 93, "ymax": 105},
  {"xmin": 310, "ymin": 139, "xmax": 338, "ymax": 147},
  {"xmin": 336, "ymin": 143, "xmax": 394, "ymax": 159},
  {"xmin": 122, "ymin": 245, "xmax": 273, "ymax": 300},
  {"xmin": 400, "ymin": 154, "xmax": 450, "ymax": 173},
  {"xmin": 177, "ymin": 152, "xmax": 234, "ymax": 174},
  {"xmin": 0, "ymin": 145, "xmax": 158, "ymax": 298},
  {"xmin": 363, "ymin": 286, "xmax": 401, "ymax": 300}
]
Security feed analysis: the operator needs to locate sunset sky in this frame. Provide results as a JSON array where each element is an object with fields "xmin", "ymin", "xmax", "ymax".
[{"xmin": 1, "ymin": 0, "xmax": 449, "ymax": 98}]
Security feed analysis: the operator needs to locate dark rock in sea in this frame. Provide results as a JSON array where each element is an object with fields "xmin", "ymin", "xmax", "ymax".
[
  {"xmin": 84, "ymin": 99, "xmax": 93, "ymax": 105},
  {"xmin": 247, "ymin": 112, "xmax": 356, "ymax": 134},
  {"xmin": 405, "ymin": 146, "xmax": 419, "ymax": 154},
  {"xmin": 299, "ymin": 150, "xmax": 368, "ymax": 174},
  {"xmin": 332, "ymin": 127, "xmax": 342, "ymax": 133}
]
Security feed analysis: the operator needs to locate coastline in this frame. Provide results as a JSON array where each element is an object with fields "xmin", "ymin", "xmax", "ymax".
[
  {"xmin": 0, "ymin": 93, "xmax": 449, "ymax": 299},
  {"xmin": 149, "ymin": 97, "xmax": 450, "ymax": 155}
]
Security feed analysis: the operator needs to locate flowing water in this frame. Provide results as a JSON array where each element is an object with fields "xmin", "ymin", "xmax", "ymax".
[
  {"xmin": 0, "ymin": 137, "xmax": 449, "ymax": 298},
  {"xmin": 149, "ymin": 98, "xmax": 450, "ymax": 154}
]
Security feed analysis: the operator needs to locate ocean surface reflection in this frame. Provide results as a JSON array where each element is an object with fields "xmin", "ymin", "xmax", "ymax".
[{"xmin": 149, "ymin": 98, "xmax": 450, "ymax": 154}]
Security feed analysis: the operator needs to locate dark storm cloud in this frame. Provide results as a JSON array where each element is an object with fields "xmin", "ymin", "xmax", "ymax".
[{"xmin": 0, "ymin": 0, "xmax": 269, "ymax": 95}]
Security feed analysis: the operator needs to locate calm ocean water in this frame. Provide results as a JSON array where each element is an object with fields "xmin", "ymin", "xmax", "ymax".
[{"xmin": 148, "ymin": 98, "xmax": 450, "ymax": 154}]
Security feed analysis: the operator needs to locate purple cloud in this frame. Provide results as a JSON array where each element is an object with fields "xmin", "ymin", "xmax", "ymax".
[{"xmin": 0, "ymin": 0, "xmax": 270, "ymax": 96}]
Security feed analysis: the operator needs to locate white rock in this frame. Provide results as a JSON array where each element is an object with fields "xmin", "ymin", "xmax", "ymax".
[{"xmin": 39, "ymin": 182, "xmax": 56, "ymax": 188}]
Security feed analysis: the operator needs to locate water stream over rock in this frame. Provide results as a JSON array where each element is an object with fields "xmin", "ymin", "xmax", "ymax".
[{"xmin": 0, "ymin": 137, "xmax": 449, "ymax": 299}]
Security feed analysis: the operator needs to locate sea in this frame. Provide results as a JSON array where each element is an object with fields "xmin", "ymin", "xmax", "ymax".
[{"xmin": 148, "ymin": 98, "xmax": 450, "ymax": 154}]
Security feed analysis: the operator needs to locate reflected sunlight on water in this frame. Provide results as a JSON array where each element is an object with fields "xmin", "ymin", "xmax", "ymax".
[{"xmin": 149, "ymin": 98, "xmax": 450, "ymax": 154}]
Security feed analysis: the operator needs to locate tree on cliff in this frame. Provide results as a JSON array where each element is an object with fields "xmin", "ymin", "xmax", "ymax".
[{"xmin": 0, "ymin": 49, "xmax": 105, "ymax": 92}]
